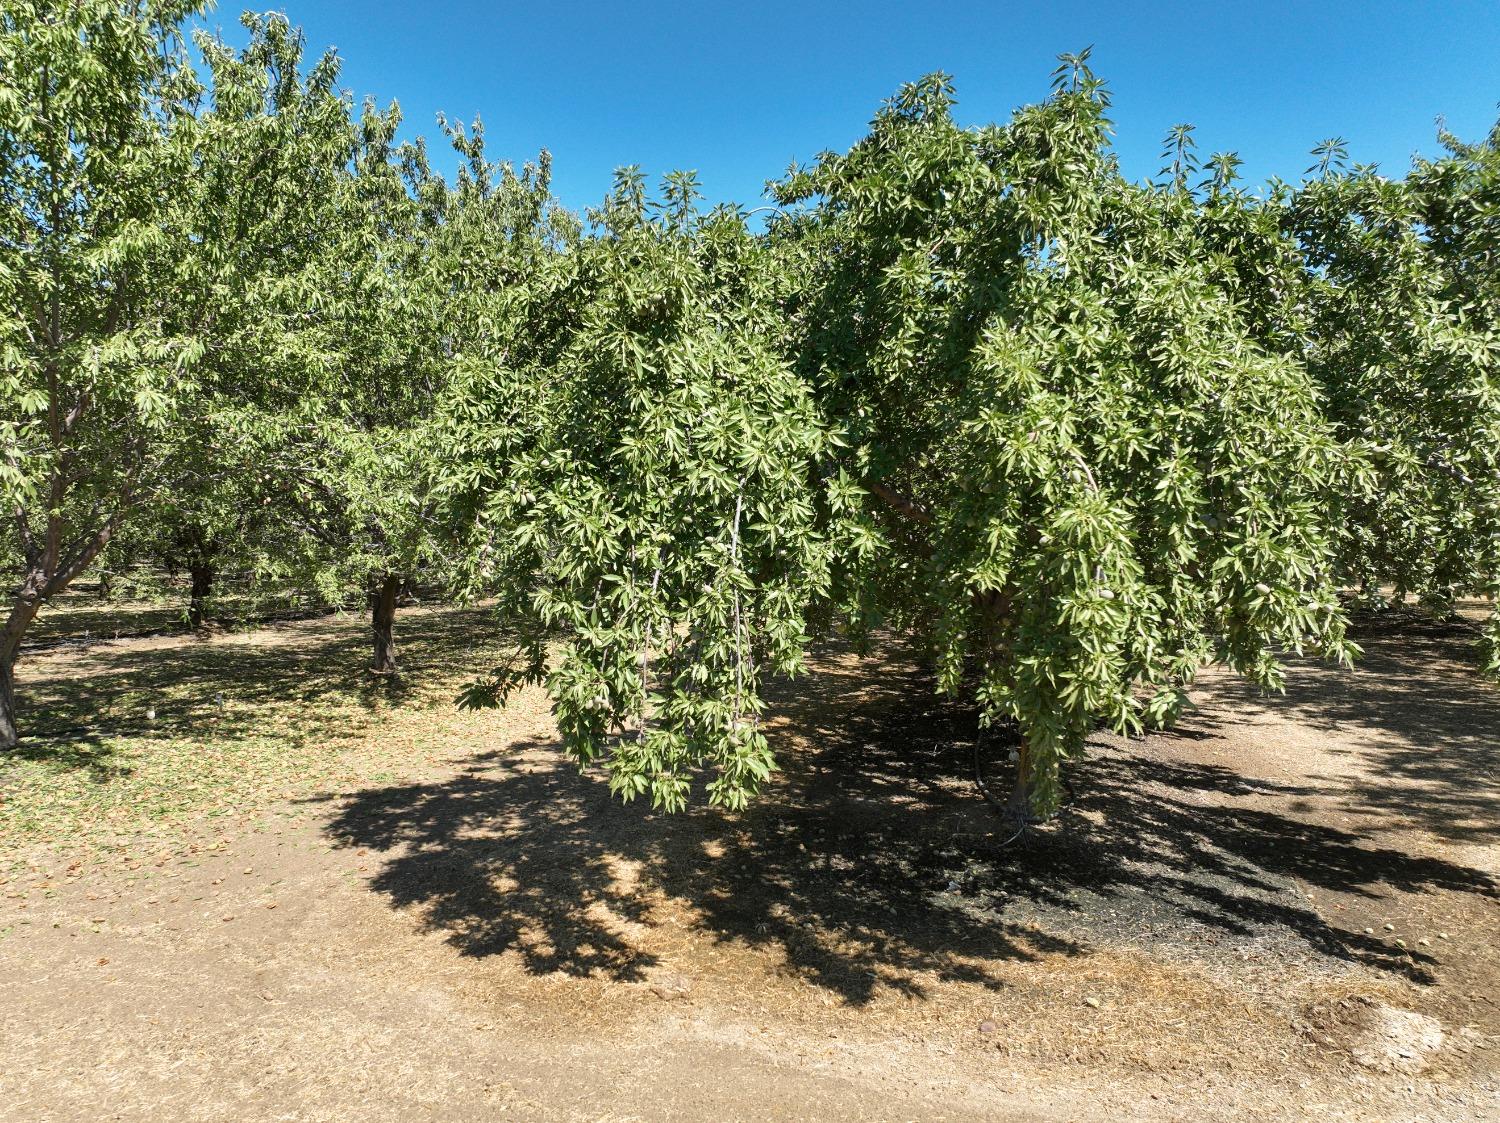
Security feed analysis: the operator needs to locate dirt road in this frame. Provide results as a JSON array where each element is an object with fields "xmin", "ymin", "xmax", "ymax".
[{"xmin": 2, "ymin": 609, "xmax": 1496, "ymax": 1120}]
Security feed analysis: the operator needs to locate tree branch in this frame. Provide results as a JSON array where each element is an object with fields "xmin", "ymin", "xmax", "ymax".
[
  {"xmin": 864, "ymin": 479, "xmax": 933, "ymax": 525},
  {"xmin": 49, "ymin": 504, "xmax": 127, "ymax": 594},
  {"xmin": 13, "ymin": 507, "xmax": 37, "ymax": 567}
]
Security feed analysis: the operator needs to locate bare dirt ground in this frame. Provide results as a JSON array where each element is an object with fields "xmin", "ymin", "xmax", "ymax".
[{"xmin": 1, "ymin": 604, "xmax": 1497, "ymax": 1121}]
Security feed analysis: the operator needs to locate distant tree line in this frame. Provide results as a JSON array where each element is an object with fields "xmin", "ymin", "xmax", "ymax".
[{"xmin": 4, "ymin": 5, "xmax": 1496, "ymax": 818}]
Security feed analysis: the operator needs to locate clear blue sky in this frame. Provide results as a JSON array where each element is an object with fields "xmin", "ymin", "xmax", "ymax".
[{"xmin": 201, "ymin": 1, "xmax": 1500, "ymax": 211}]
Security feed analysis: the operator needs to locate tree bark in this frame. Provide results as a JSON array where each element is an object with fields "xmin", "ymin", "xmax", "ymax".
[
  {"xmin": 188, "ymin": 563, "xmax": 215, "ymax": 630},
  {"xmin": 0, "ymin": 653, "xmax": 17, "ymax": 752},
  {"xmin": 370, "ymin": 574, "xmax": 401, "ymax": 675},
  {"xmin": 865, "ymin": 478, "xmax": 933, "ymax": 526},
  {"xmin": 3, "ymin": 504, "xmax": 129, "ymax": 747},
  {"xmin": 1, "ymin": 598, "xmax": 40, "ymax": 752},
  {"xmin": 1007, "ymin": 737, "xmax": 1040, "ymax": 823}
]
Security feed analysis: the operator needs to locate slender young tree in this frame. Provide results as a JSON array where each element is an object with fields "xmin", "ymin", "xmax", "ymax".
[{"xmin": 289, "ymin": 111, "xmax": 567, "ymax": 676}]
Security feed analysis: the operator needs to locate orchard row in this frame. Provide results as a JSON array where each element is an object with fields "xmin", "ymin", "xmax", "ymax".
[{"xmin": 4, "ymin": 7, "xmax": 1497, "ymax": 814}]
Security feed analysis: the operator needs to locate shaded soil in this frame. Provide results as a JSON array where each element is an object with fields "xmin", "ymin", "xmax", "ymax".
[{"xmin": 1, "ymin": 607, "xmax": 1497, "ymax": 1121}]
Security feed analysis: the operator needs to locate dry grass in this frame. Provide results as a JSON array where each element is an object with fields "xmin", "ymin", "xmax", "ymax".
[
  {"xmin": 1, "ymin": 597, "xmax": 1496, "ymax": 1120},
  {"xmin": 1, "ymin": 599, "xmax": 518, "ymax": 869}
]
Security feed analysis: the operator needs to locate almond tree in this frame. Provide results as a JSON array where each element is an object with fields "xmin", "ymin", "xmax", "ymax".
[
  {"xmin": 1290, "ymin": 121, "xmax": 1500, "ymax": 674},
  {"xmin": 447, "ymin": 170, "xmax": 867, "ymax": 810},
  {"xmin": 287, "ymin": 111, "xmax": 568, "ymax": 676},
  {"xmin": 452, "ymin": 57, "xmax": 1357, "ymax": 817},
  {"xmin": 767, "ymin": 60, "xmax": 1356, "ymax": 814},
  {"xmin": 0, "ymin": 3, "xmax": 353, "ymax": 746}
]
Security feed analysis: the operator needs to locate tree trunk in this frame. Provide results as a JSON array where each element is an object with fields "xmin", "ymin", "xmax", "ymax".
[
  {"xmin": 370, "ymin": 574, "xmax": 401, "ymax": 675},
  {"xmin": 5, "ymin": 476, "xmax": 130, "ymax": 747},
  {"xmin": 188, "ymin": 564, "xmax": 215, "ymax": 630},
  {"xmin": 1, "ymin": 598, "xmax": 40, "ymax": 752},
  {"xmin": 0, "ymin": 654, "xmax": 17, "ymax": 752},
  {"xmin": 1007, "ymin": 737, "xmax": 1040, "ymax": 823}
]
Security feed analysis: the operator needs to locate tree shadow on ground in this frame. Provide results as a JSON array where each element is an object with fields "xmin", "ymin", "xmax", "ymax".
[
  {"xmin": 1195, "ymin": 607, "xmax": 1500, "ymax": 845},
  {"xmin": 5, "ymin": 729, "xmax": 132, "ymax": 782},
  {"xmin": 11, "ymin": 606, "xmax": 498, "ymax": 767},
  {"xmin": 316, "ymin": 703, "xmax": 1082, "ymax": 1004},
  {"xmin": 319, "ymin": 639, "xmax": 1497, "ymax": 1005},
  {"xmin": 21, "ymin": 582, "xmax": 338, "ymax": 651}
]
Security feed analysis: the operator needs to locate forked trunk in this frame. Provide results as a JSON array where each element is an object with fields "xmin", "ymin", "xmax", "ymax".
[
  {"xmin": 370, "ymin": 574, "xmax": 401, "ymax": 675},
  {"xmin": 188, "ymin": 564, "xmax": 215, "ymax": 630}
]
